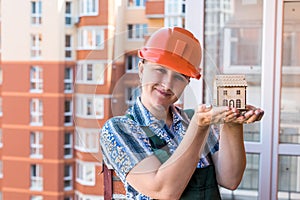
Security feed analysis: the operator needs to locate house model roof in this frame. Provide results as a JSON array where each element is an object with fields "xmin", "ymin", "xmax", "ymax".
[{"xmin": 215, "ymin": 74, "xmax": 248, "ymax": 87}]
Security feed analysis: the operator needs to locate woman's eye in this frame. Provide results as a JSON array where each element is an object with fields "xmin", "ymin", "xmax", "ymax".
[
  {"xmin": 156, "ymin": 68, "xmax": 166, "ymax": 73},
  {"xmin": 175, "ymin": 75, "xmax": 185, "ymax": 81}
]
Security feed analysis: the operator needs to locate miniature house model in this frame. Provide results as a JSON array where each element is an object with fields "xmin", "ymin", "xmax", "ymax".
[{"xmin": 215, "ymin": 75, "xmax": 247, "ymax": 110}]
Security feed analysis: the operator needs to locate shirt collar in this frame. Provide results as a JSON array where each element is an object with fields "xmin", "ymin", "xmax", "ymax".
[{"xmin": 128, "ymin": 97, "xmax": 189, "ymax": 127}]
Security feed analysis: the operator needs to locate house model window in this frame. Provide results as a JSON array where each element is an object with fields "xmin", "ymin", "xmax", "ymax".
[{"xmin": 215, "ymin": 74, "xmax": 247, "ymax": 110}]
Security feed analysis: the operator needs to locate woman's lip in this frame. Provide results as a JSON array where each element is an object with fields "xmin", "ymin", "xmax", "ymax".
[{"xmin": 156, "ymin": 88, "xmax": 173, "ymax": 96}]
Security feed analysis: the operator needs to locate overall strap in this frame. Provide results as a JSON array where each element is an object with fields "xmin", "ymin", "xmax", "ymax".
[
  {"xmin": 183, "ymin": 109, "xmax": 194, "ymax": 119},
  {"xmin": 125, "ymin": 109, "xmax": 194, "ymax": 163},
  {"xmin": 126, "ymin": 113, "xmax": 170, "ymax": 163}
]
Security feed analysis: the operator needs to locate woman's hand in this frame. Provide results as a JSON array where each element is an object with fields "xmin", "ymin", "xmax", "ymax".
[
  {"xmin": 224, "ymin": 105, "xmax": 264, "ymax": 125},
  {"xmin": 194, "ymin": 104, "xmax": 264, "ymax": 126},
  {"xmin": 193, "ymin": 104, "xmax": 233, "ymax": 126}
]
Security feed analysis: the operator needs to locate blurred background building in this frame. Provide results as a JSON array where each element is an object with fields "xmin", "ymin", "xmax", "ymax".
[{"xmin": 0, "ymin": 0, "xmax": 299, "ymax": 200}]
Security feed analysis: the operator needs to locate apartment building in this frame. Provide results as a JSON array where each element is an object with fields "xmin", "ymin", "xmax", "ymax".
[
  {"xmin": 0, "ymin": 0, "xmax": 116, "ymax": 199},
  {"xmin": 1, "ymin": 0, "xmax": 76, "ymax": 199},
  {"xmin": 0, "ymin": 0, "xmax": 187, "ymax": 199}
]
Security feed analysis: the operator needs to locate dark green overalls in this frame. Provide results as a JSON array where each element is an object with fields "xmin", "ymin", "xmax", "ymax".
[
  {"xmin": 180, "ymin": 166, "xmax": 221, "ymax": 199},
  {"xmin": 127, "ymin": 111, "xmax": 221, "ymax": 200}
]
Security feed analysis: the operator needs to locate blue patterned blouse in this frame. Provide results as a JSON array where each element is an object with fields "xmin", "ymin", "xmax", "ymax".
[{"xmin": 100, "ymin": 97, "xmax": 219, "ymax": 199}]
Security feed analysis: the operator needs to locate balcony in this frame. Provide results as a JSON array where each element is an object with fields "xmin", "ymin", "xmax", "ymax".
[{"xmin": 145, "ymin": 0, "xmax": 164, "ymax": 18}]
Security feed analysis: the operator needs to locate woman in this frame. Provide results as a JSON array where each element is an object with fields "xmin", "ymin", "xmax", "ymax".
[{"xmin": 100, "ymin": 27, "xmax": 264, "ymax": 199}]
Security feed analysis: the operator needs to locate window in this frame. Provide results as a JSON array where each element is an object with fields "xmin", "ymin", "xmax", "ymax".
[
  {"xmin": 64, "ymin": 164, "xmax": 73, "ymax": 190},
  {"xmin": 126, "ymin": 55, "xmax": 139, "ymax": 72},
  {"xmin": 276, "ymin": 2, "xmax": 300, "ymax": 199},
  {"xmin": 31, "ymin": 34, "xmax": 42, "ymax": 59},
  {"xmin": 30, "ymin": 196, "xmax": 43, "ymax": 200},
  {"xmin": 30, "ymin": 164, "xmax": 43, "ymax": 191},
  {"xmin": 76, "ymin": 62, "xmax": 105, "ymax": 84},
  {"xmin": 236, "ymin": 99, "xmax": 241, "ymax": 108},
  {"xmin": 76, "ymin": 160, "xmax": 96, "ymax": 186},
  {"xmin": 31, "ymin": 0, "xmax": 42, "ymax": 25},
  {"xmin": 75, "ymin": 95, "xmax": 104, "ymax": 119},
  {"xmin": 164, "ymin": 0, "xmax": 185, "ymax": 27},
  {"xmin": 87, "ymin": 99, "xmax": 92, "ymax": 115},
  {"xmin": 30, "ymin": 132, "xmax": 43, "ymax": 159},
  {"xmin": 128, "ymin": 0, "xmax": 146, "ymax": 7},
  {"xmin": 125, "ymin": 87, "xmax": 141, "ymax": 106},
  {"xmin": 0, "ymin": 129, "xmax": 2, "ymax": 148},
  {"xmin": 64, "ymin": 132, "xmax": 73, "ymax": 158},
  {"xmin": 278, "ymin": 155, "xmax": 300, "ymax": 198},
  {"xmin": 94, "ymin": 96, "xmax": 104, "ymax": 117},
  {"xmin": 223, "ymin": 99, "xmax": 228, "ymax": 106},
  {"xmin": 223, "ymin": 27, "xmax": 262, "ymax": 73},
  {"xmin": 87, "ymin": 64, "xmax": 93, "ymax": 81},
  {"xmin": 165, "ymin": 17, "xmax": 184, "ymax": 28},
  {"xmin": 223, "ymin": 90, "xmax": 227, "ymax": 95},
  {"xmin": 282, "ymin": 31, "xmax": 300, "ymax": 68},
  {"xmin": 237, "ymin": 90, "xmax": 241, "ymax": 95},
  {"xmin": 65, "ymin": 1, "xmax": 72, "ymax": 25},
  {"xmin": 79, "ymin": 0, "xmax": 98, "ymax": 16},
  {"xmin": 78, "ymin": 28, "xmax": 105, "ymax": 50},
  {"xmin": 165, "ymin": 0, "xmax": 185, "ymax": 14},
  {"xmin": 65, "ymin": 35, "xmax": 72, "ymax": 59},
  {"xmin": 75, "ymin": 128, "xmax": 99, "ymax": 153},
  {"xmin": 182, "ymin": 0, "xmax": 186, "ymax": 13},
  {"xmin": 64, "ymin": 99, "xmax": 73, "ymax": 126},
  {"xmin": 127, "ymin": 24, "xmax": 148, "ymax": 40},
  {"xmin": 30, "ymin": 66, "xmax": 43, "ymax": 92},
  {"xmin": 65, "ymin": 67, "xmax": 73, "ymax": 93},
  {"xmin": 30, "ymin": 99, "xmax": 43, "ymax": 126},
  {"xmin": 75, "ymin": 191, "xmax": 102, "ymax": 200}
]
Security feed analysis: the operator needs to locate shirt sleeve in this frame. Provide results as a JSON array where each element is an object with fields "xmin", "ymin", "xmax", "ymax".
[
  {"xmin": 207, "ymin": 125, "xmax": 220, "ymax": 155},
  {"xmin": 100, "ymin": 116, "xmax": 153, "ymax": 183}
]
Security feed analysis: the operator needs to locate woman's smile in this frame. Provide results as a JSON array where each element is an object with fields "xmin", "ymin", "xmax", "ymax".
[{"xmin": 154, "ymin": 85, "xmax": 174, "ymax": 98}]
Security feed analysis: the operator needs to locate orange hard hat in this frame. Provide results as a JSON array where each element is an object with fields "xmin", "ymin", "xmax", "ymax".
[{"xmin": 138, "ymin": 27, "xmax": 202, "ymax": 79}]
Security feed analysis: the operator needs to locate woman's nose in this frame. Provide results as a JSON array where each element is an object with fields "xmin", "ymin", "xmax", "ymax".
[{"xmin": 161, "ymin": 73, "xmax": 174, "ymax": 90}]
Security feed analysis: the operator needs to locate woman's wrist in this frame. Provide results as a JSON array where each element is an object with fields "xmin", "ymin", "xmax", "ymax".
[{"xmin": 223, "ymin": 122, "xmax": 243, "ymax": 129}]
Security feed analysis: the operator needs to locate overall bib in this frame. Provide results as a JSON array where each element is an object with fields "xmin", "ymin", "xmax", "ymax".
[{"xmin": 127, "ymin": 111, "xmax": 222, "ymax": 200}]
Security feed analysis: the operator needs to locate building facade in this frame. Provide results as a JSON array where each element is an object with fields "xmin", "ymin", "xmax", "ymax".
[
  {"xmin": 0, "ymin": 0, "xmax": 116, "ymax": 199},
  {"xmin": 1, "ymin": 1, "xmax": 77, "ymax": 199}
]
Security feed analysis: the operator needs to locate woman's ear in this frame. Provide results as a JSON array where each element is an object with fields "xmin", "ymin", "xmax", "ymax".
[{"xmin": 138, "ymin": 60, "xmax": 144, "ymax": 81}]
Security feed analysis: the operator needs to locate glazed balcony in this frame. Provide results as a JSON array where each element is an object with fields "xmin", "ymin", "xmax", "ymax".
[{"xmin": 145, "ymin": 0, "xmax": 164, "ymax": 18}]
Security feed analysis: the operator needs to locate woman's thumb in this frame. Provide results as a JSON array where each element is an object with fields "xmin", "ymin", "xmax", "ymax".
[{"xmin": 198, "ymin": 104, "xmax": 212, "ymax": 112}]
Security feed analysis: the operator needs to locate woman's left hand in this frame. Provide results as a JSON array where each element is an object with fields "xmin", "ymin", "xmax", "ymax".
[{"xmin": 224, "ymin": 105, "xmax": 264, "ymax": 124}]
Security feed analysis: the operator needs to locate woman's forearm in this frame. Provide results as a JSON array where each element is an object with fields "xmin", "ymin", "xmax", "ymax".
[{"xmin": 213, "ymin": 123, "xmax": 246, "ymax": 190}]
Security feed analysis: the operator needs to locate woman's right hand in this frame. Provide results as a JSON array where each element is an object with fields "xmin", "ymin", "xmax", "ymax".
[{"xmin": 193, "ymin": 104, "xmax": 238, "ymax": 127}]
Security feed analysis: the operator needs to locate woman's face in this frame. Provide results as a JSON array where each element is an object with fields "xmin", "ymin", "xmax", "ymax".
[{"xmin": 139, "ymin": 61, "xmax": 190, "ymax": 110}]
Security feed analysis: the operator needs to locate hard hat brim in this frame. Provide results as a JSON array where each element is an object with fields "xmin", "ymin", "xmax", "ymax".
[{"xmin": 138, "ymin": 48, "xmax": 201, "ymax": 80}]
